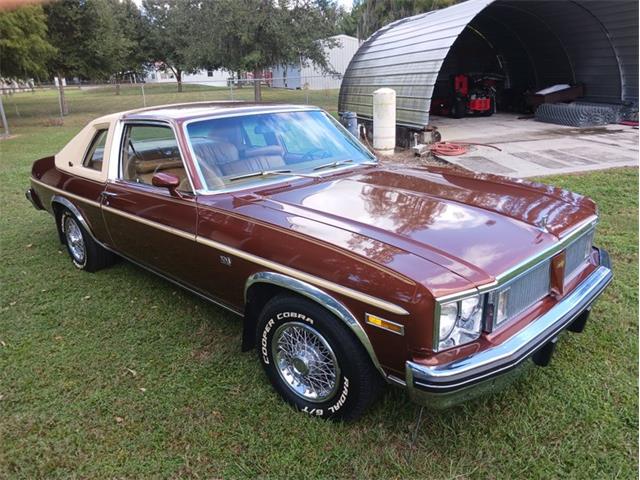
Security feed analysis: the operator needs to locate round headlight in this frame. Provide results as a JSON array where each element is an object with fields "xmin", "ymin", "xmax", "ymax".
[
  {"xmin": 460, "ymin": 296, "xmax": 480, "ymax": 319},
  {"xmin": 439, "ymin": 302, "xmax": 458, "ymax": 340}
]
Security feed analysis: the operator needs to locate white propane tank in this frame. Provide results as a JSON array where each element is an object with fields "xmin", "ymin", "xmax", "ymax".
[{"xmin": 373, "ymin": 88, "xmax": 396, "ymax": 155}]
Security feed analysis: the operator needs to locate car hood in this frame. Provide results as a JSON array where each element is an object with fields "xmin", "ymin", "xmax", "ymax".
[{"xmin": 250, "ymin": 165, "xmax": 597, "ymax": 287}]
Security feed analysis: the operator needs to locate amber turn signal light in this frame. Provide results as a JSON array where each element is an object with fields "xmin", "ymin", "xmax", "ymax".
[{"xmin": 365, "ymin": 314, "xmax": 405, "ymax": 335}]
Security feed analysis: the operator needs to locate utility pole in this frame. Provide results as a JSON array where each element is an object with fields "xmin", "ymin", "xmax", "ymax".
[{"xmin": 0, "ymin": 95, "xmax": 9, "ymax": 138}]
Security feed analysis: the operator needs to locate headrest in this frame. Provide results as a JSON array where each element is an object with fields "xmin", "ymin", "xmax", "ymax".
[
  {"xmin": 135, "ymin": 159, "xmax": 183, "ymax": 174},
  {"xmin": 244, "ymin": 145, "xmax": 284, "ymax": 158},
  {"xmin": 193, "ymin": 141, "xmax": 240, "ymax": 164}
]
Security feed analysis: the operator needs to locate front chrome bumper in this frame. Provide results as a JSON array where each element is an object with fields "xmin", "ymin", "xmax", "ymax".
[{"xmin": 405, "ymin": 248, "xmax": 613, "ymax": 409}]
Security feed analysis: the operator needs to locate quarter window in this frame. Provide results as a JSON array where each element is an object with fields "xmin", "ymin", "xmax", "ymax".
[
  {"xmin": 83, "ymin": 129, "xmax": 108, "ymax": 170},
  {"xmin": 120, "ymin": 124, "xmax": 190, "ymax": 191}
]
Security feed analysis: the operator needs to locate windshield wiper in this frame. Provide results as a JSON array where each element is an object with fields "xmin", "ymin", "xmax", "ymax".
[
  {"xmin": 228, "ymin": 169, "xmax": 293, "ymax": 182},
  {"xmin": 312, "ymin": 159, "xmax": 354, "ymax": 171}
]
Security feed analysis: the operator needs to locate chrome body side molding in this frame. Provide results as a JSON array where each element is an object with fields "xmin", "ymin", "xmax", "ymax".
[
  {"xmin": 49, "ymin": 193, "xmax": 242, "ymax": 318},
  {"xmin": 197, "ymin": 236, "xmax": 409, "ymax": 316},
  {"xmin": 35, "ymin": 178, "xmax": 409, "ymax": 317},
  {"xmin": 245, "ymin": 271, "xmax": 387, "ymax": 379}
]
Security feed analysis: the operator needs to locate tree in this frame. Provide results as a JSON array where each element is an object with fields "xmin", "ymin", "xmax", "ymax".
[
  {"xmin": 85, "ymin": 0, "xmax": 146, "ymax": 94},
  {"xmin": 142, "ymin": 0, "xmax": 200, "ymax": 93},
  {"xmin": 0, "ymin": 5, "xmax": 56, "ymax": 80},
  {"xmin": 45, "ymin": 0, "xmax": 85, "ymax": 114},
  {"xmin": 110, "ymin": 0, "xmax": 148, "ymax": 87},
  {"xmin": 45, "ymin": 0, "xmax": 141, "ymax": 113},
  {"xmin": 336, "ymin": 5, "xmax": 359, "ymax": 38},
  {"xmin": 194, "ymin": 0, "xmax": 340, "ymax": 101},
  {"xmin": 345, "ymin": 0, "xmax": 462, "ymax": 40}
]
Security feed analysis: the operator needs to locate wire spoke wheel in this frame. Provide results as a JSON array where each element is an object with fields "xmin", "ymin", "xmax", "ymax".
[
  {"xmin": 63, "ymin": 215, "xmax": 86, "ymax": 264},
  {"xmin": 272, "ymin": 322, "xmax": 340, "ymax": 403}
]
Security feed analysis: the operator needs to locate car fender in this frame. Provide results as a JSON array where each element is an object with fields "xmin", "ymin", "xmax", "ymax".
[{"xmin": 244, "ymin": 271, "xmax": 387, "ymax": 379}]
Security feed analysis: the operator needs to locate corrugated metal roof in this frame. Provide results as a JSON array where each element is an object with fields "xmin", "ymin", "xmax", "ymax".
[{"xmin": 339, "ymin": 0, "xmax": 639, "ymax": 128}]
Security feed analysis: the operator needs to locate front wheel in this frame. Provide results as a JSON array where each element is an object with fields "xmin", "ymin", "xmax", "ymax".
[{"xmin": 256, "ymin": 294, "xmax": 384, "ymax": 421}]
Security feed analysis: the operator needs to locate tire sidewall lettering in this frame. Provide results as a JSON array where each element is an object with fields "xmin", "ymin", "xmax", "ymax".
[
  {"xmin": 262, "ymin": 312, "xmax": 315, "ymax": 365},
  {"xmin": 260, "ymin": 308, "xmax": 354, "ymax": 419},
  {"xmin": 275, "ymin": 311, "xmax": 314, "ymax": 324},
  {"xmin": 327, "ymin": 376, "xmax": 349, "ymax": 414},
  {"xmin": 261, "ymin": 318, "xmax": 275, "ymax": 364}
]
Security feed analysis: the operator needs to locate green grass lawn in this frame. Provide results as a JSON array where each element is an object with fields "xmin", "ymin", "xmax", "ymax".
[{"xmin": 0, "ymin": 87, "xmax": 638, "ymax": 478}]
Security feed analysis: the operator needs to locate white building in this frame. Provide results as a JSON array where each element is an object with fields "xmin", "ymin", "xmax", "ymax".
[
  {"xmin": 145, "ymin": 68, "xmax": 230, "ymax": 87},
  {"xmin": 271, "ymin": 34, "xmax": 361, "ymax": 90},
  {"xmin": 144, "ymin": 34, "xmax": 361, "ymax": 90}
]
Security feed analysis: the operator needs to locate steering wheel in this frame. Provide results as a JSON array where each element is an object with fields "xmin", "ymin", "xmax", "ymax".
[
  {"xmin": 301, "ymin": 147, "xmax": 332, "ymax": 162},
  {"xmin": 128, "ymin": 140, "xmax": 144, "ymax": 162}
]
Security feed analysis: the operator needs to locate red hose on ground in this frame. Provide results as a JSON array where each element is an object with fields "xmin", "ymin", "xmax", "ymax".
[{"xmin": 429, "ymin": 142, "xmax": 469, "ymax": 156}]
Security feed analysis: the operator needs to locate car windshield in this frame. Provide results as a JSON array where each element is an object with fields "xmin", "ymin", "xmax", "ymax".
[{"xmin": 184, "ymin": 110, "xmax": 375, "ymax": 190}]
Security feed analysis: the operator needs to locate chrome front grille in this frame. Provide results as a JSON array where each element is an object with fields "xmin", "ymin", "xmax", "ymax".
[
  {"xmin": 489, "ymin": 258, "xmax": 552, "ymax": 330},
  {"xmin": 564, "ymin": 229, "xmax": 595, "ymax": 278},
  {"xmin": 504, "ymin": 258, "xmax": 552, "ymax": 319},
  {"xmin": 483, "ymin": 220, "xmax": 597, "ymax": 332}
]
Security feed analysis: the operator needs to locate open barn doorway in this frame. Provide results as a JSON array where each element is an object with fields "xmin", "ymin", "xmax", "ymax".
[{"xmin": 429, "ymin": 0, "xmax": 632, "ymax": 122}]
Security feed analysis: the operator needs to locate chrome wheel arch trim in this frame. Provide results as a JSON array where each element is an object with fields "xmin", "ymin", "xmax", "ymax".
[
  {"xmin": 50, "ymin": 195, "xmax": 103, "ymax": 246},
  {"xmin": 244, "ymin": 271, "xmax": 388, "ymax": 379}
]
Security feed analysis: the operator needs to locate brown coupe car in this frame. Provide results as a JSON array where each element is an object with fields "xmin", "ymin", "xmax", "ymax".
[{"xmin": 27, "ymin": 102, "xmax": 612, "ymax": 420}]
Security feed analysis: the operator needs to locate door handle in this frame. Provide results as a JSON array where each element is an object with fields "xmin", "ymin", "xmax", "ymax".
[{"xmin": 100, "ymin": 191, "xmax": 118, "ymax": 204}]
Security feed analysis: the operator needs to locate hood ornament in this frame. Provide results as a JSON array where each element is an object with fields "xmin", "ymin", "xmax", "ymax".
[{"xmin": 538, "ymin": 216, "xmax": 550, "ymax": 234}]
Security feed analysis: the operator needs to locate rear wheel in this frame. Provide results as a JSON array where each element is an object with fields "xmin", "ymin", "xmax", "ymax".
[
  {"xmin": 256, "ymin": 294, "xmax": 384, "ymax": 421},
  {"xmin": 59, "ymin": 208, "xmax": 115, "ymax": 272}
]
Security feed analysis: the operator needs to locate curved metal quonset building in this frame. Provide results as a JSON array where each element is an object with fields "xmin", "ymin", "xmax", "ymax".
[{"xmin": 338, "ymin": 0, "xmax": 639, "ymax": 129}]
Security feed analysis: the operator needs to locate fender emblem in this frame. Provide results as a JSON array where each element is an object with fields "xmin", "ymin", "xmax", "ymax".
[{"xmin": 219, "ymin": 255, "xmax": 232, "ymax": 266}]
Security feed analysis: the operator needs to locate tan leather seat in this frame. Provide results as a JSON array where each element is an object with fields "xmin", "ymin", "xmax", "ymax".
[
  {"xmin": 221, "ymin": 156, "xmax": 286, "ymax": 176},
  {"xmin": 192, "ymin": 140, "xmax": 286, "ymax": 181}
]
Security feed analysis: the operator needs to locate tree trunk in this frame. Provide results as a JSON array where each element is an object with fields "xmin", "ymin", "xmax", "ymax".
[
  {"xmin": 57, "ymin": 73, "xmax": 68, "ymax": 116},
  {"xmin": 177, "ymin": 69, "xmax": 183, "ymax": 93},
  {"xmin": 253, "ymin": 69, "xmax": 262, "ymax": 102},
  {"xmin": 115, "ymin": 75, "xmax": 120, "ymax": 96}
]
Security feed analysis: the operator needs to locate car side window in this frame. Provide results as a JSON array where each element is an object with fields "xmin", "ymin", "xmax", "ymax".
[
  {"xmin": 83, "ymin": 129, "xmax": 108, "ymax": 170},
  {"xmin": 120, "ymin": 124, "xmax": 190, "ymax": 191}
]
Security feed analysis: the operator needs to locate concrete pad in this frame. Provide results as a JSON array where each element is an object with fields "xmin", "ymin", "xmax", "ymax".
[
  {"xmin": 455, "ymin": 156, "xmax": 517, "ymax": 175},
  {"xmin": 539, "ymin": 150, "xmax": 595, "ymax": 165},
  {"xmin": 431, "ymin": 113, "xmax": 639, "ymax": 178},
  {"xmin": 510, "ymin": 152, "xmax": 566, "ymax": 169},
  {"xmin": 560, "ymin": 147, "xmax": 637, "ymax": 163}
]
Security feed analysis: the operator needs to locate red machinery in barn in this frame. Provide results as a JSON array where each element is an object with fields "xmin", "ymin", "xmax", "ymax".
[{"xmin": 450, "ymin": 73, "xmax": 498, "ymax": 118}]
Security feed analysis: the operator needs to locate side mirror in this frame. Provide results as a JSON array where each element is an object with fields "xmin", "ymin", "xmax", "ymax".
[{"xmin": 152, "ymin": 172, "xmax": 181, "ymax": 196}]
